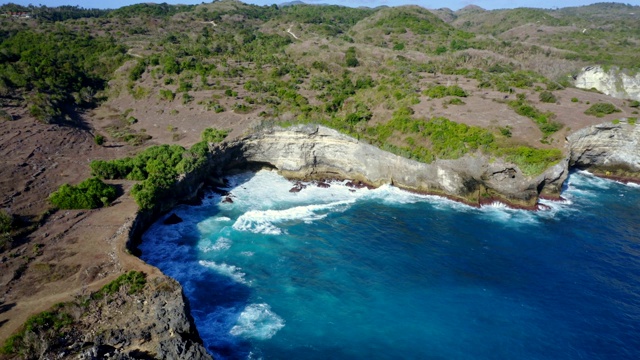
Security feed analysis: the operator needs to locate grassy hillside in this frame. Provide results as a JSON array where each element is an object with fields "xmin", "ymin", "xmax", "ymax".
[{"xmin": 1, "ymin": 0, "xmax": 638, "ymax": 181}]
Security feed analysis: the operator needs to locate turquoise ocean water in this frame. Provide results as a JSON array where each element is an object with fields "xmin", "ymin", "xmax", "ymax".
[{"xmin": 140, "ymin": 170, "xmax": 640, "ymax": 359}]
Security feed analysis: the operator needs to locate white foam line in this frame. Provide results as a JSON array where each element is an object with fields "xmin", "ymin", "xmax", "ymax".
[
  {"xmin": 232, "ymin": 200, "xmax": 355, "ymax": 235},
  {"xmin": 199, "ymin": 260, "xmax": 249, "ymax": 285}
]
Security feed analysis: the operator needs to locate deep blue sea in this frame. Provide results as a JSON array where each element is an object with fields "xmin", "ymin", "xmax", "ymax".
[{"xmin": 140, "ymin": 170, "xmax": 640, "ymax": 360}]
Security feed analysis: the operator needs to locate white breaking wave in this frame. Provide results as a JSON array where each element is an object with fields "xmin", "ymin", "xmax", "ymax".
[
  {"xmin": 229, "ymin": 303, "xmax": 285, "ymax": 340},
  {"xmin": 232, "ymin": 200, "xmax": 354, "ymax": 235},
  {"xmin": 200, "ymin": 237, "xmax": 232, "ymax": 252},
  {"xmin": 199, "ymin": 260, "xmax": 248, "ymax": 284}
]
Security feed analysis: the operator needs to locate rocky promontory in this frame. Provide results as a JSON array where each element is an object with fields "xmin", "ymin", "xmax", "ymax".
[
  {"xmin": 214, "ymin": 125, "xmax": 568, "ymax": 208},
  {"xmin": 569, "ymin": 122, "xmax": 640, "ymax": 179}
]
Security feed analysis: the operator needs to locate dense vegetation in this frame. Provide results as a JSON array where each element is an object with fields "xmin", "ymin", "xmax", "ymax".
[
  {"xmin": 0, "ymin": 26, "xmax": 126, "ymax": 122},
  {"xmin": 49, "ymin": 178, "xmax": 117, "ymax": 209},
  {"xmin": 90, "ymin": 128, "xmax": 226, "ymax": 210},
  {"xmin": 1, "ymin": 0, "xmax": 637, "ymax": 215}
]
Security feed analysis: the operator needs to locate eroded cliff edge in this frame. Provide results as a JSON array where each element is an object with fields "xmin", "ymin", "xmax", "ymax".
[
  {"xmin": 569, "ymin": 122, "xmax": 640, "ymax": 179},
  {"xmin": 215, "ymin": 125, "xmax": 569, "ymax": 209}
]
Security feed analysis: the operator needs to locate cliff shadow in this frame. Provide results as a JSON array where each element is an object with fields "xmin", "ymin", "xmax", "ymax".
[{"xmin": 0, "ymin": 302, "xmax": 16, "ymax": 315}]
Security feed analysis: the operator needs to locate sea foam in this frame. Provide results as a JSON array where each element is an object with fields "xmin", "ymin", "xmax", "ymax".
[
  {"xmin": 199, "ymin": 237, "xmax": 232, "ymax": 252},
  {"xmin": 229, "ymin": 303, "xmax": 285, "ymax": 340},
  {"xmin": 199, "ymin": 260, "xmax": 248, "ymax": 285},
  {"xmin": 232, "ymin": 200, "xmax": 355, "ymax": 235}
]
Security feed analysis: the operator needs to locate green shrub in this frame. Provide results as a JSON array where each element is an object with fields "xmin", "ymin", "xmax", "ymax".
[
  {"xmin": 95, "ymin": 271, "xmax": 146, "ymax": 297},
  {"xmin": 584, "ymin": 103, "xmax": 621, "ymax": 117},
  {"xmin": 182, "ymin": 92, "xmax": 194, "ymax": 104},
  {"xmin": 498, "ymin": 147, "xmax": 563, "ymax": 176},
  {"xmin": 345, "ymin": 46, "xmax": 359, "ymax": 67},
  {"xmin": 233, "ymin": 103, "xmax": 252, "ymax": 113},
  {"xmin": 424, "ymin": 85, "xmax": 467, "ymax": 98},
  {"xmin": 628, "ymin": 117, "xmax": 637, "ymax": 125},
  {"xmin": 177, "ymin": 80, "xmax": 192, "ymax": 92},
  {"xmin": 159, "ymin": 89, "xmax": 175, "ymax": 101},
  {"xmin": 129, "ymin": 59, "xmax": 146, "ymax": 81},
  {"xmin": 444, "ymin": 98, "xmax": 465, "ymax": 106},
  {"xmin": 435, "ymin": 45, "xmax": 447, "ymax": 55},
  {"xmin": 539, "ymin": 91, "xmax": 557, "ymax": 103},
  {"xmin": 94, "ymin": 134, "xmax": 105, "ymax": 146},
  {"xmin": 499, "ymin": 126, "xmax": 512, "ymax": 137},
  {"xmin": 629, "ymin": 100, "xmax": 640, "ymax": 108},
  {"xmin": 49, "ymin": 178, "xmax": 117, "ymax": 209},
  {"xmin": 612, "ymin": 119, "xmax": 620, "ymax": 124},
  {"xmin": 0, "ymin": 209, "xmax": 13, "ymax": 236},
  {"xmin": 571, "ymin": 97, "xmax": 579, "ymax": 103},
  {"xmin": 202, "ymin": 128, "xmax": 229, "ymax": 143}
]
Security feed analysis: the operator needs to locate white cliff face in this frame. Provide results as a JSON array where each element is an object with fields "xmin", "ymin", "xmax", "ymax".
[
  {"xmin": 575, "ymin": 66, "xmax": 640, "ymax": 101},
  {"xmin": 568, "ymin": 122, "xmax": 640, "ymax": 172},
  {"xmin": 231, "ymin": 125, "xmax": 568, "ymax": 207}
]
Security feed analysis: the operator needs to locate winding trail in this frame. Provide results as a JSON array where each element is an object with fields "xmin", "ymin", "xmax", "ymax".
[
  {"xmin": 127, "ymin": 49, "xmax": 143, "ymax": 58},
  {"xmin": 286, "ymin": 25, "xmax": 299, "ymax": 40}
]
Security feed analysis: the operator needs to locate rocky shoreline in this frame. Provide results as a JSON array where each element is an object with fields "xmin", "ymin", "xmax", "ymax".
[
  {"xmin": 4, "ymin": 123, "xmax": 638, "ymax": 359},
  {"xmin": 128, "ymin": 122, "xmax": 639, "ymax": 358}
]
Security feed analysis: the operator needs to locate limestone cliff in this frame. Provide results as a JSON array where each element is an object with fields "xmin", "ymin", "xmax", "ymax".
[
  {"xmin": 575, "ymin": 66, "xmax": 640, "ymax": 101},
  {"xmin": 216, "ymin": 125, "xmax": 568, "ymax": 208},
  {"xmin": 568, "ymin": 122, "xmax": 640, "ymax": 177}
]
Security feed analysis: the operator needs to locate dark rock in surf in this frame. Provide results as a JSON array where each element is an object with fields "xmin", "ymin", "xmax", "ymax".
[{"xmin": 163, "ymin": 213, "xmax": 183, "ymax": 225}]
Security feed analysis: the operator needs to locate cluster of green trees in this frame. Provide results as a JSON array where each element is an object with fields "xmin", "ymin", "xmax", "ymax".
[
  {"xmin": 90, "ymin": 128, "xmax": 225, "ymax": 210},
  {"xmin": 0, "ymin": 27, "xmax": 126, "ymax": 122},
  {"xmin": 49, "ymin": 178, "xmax": 117, "ymax": 209},
  {"xmin": 109, "ymin": 3, "xmax": 195, "ymax": 18},
  {"xmin": 0, "ymin": 3, "xmax": 108, "ymax": 21},
  {"xmin": 202, "ymin": 127, "xmax": 229, "ymax": 143}
]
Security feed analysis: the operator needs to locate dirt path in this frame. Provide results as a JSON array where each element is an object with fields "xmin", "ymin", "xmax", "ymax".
[
  {"xmin": 0, "ymin": 186, "xmax": 158, "ymax": 341},
  {"xmin": 286, "ymin": 25, "xmax": 299, "ymax": 40}
]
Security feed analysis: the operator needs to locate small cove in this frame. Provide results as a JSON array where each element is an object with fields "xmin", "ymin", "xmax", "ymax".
[{"xmin": 140, "ymin": 170, "xmax": 640, "ymax": 359}]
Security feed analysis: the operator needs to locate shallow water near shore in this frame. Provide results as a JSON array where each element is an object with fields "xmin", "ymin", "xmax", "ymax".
[{"xmin": 140, "ymin": 170, "xmax": 640, "ymax": 359}]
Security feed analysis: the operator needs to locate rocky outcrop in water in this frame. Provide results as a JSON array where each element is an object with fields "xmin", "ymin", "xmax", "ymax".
[
  {"xmin": 216, "ymin": 125, "xmax": 568, "ymax": 208},
  {"xmin": 575, "ymin": 66, "xmax": 640, "ymax": 101},
  {"xmin": 569, "ymin": 122, "xmax": 640, "ymax": 178}
]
